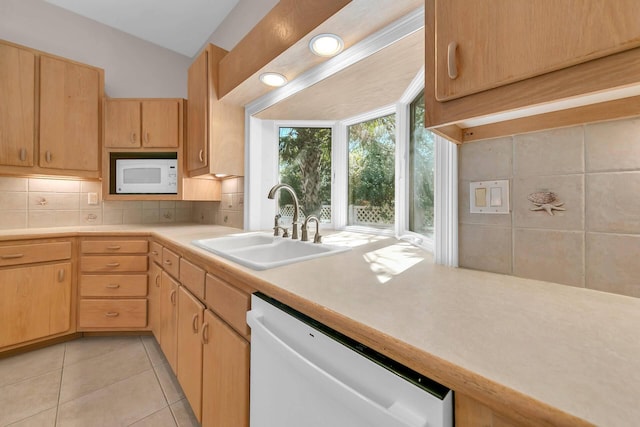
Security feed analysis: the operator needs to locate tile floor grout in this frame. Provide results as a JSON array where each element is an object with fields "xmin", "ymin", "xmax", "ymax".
[{"xmin": 0, "ymin": 336, "xmax": 199, "ymax": 427}]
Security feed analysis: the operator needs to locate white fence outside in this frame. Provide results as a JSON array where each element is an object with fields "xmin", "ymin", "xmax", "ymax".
[{"xmin": 279, "ymin": 204, "xmax": 393, "ymax": 226}]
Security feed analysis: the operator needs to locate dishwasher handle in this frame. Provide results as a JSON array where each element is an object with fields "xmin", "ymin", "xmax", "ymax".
[{"xmin": 247, "ymin": 309, "xmax": 428, "ymax": 427}]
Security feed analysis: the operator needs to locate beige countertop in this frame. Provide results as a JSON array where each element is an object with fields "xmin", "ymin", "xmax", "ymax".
[{"xmin": 2, "ymin": 224, "xmax": 638, "ymax": 426}]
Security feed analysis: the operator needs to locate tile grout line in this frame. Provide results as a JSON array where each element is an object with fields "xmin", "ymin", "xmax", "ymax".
[
  {"xmin": 54, "ymin": 342, "xmax": 67, "ymax": 427},
  {"xmin": 140, "ymin": 336, "xmax": 179, "ymax": 426}
]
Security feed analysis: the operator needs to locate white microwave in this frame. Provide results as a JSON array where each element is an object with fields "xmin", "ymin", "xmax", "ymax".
[{"xmin": 115, "ymin": 158, "xmax": 178, "ymax": 194}]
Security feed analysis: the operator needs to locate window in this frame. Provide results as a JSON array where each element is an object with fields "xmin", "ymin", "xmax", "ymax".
[
  {"xmin": 278, "ymin": 127, "xmax": 332, "ymax": 223},
  {"xmin": 408, "ymin": 93, "xmax": 434, "ymax": 238},
  {"xmin": 347, "ymin": 114, "xmax": 396, "ymax": 230}
]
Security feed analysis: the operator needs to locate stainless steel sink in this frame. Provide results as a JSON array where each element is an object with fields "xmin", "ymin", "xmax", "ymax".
[{"xmin": 192, "ymin": 232, "xmax": 350, "ymax": 270}]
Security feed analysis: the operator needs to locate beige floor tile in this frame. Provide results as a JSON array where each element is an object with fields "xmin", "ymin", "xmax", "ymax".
[
  {"xmin": 129, "ymin": 406, "xmax": 177, "ymax": 427},
  {"xmin": 0, "ymin": 370, "xmax": 61, "ymax": 426},
  {"xmin": 64, "ymin": 336, "xmax": 142, "ymax": 366},
  {"xmin": 141, "ymin": 335, "xmax": 167, "ymax": 367},
  {"xmin": 0, "ymin": 343, "xmax": 65, "ymax": 388},
  {"xmin": 59, "ymin": 338, "xmax": 152, "ymax": 403},
  {"xmin": 57, "ymin": 369, "xmax": 166, "ymax": 427},
  {"xmin": 7, "ymin": 407, "xmax": 57, "ymax": 427},
  {"xmin": 155, "ymin": 361, "xmax": 185, "ymax": 404},
  {"xmin": 170, "ymin": 399, "xmax": 199, "ymax": 427}
]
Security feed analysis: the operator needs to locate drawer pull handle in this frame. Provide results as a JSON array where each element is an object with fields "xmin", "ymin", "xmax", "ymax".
[
  {"xmin": 164, "ymin": 260, "xmax": 172, "ymax": 266},
  {"xmin": 106, "ymin": 245, "xmax": 121, "ymax": 250},
  {"xmin": 58, "ymin": 269, "xmax": 65, "ymax": 282},
  {"xmin": 144, "ymin": 132, "xmax": 150, "ymax": 144},
  {"xmin": 105, "ymin": 312, "xmax": 119, "ymax": 318},
  {"xmin": 198, "ymin": 149, "xmax": 204, "ymax": 163},
  {"xmin": 130, "ymin": 131, "xmax": 137, "ymax": 144},
  {"xmin": 201, "ymin": 322, "xmax": 209, "ymax": 345},
  {"xmin": 192, "ymin": 313, "xmax": 199, "ymax": 333},
  {"xmin": 155, "ymin": 274, "xmax": 161, "ymax": 287},
  {"xmin": 45, "ymin": 150, "xmax": 52, "ymax": 163},
  {"xmin": 106, "ymin": 284, "xmax": 120, "ymax": 289},
  {"xmin": 1, "ymin": 253, "xmax": 24, "ymax": 260},
  {"xmin": 19, "ymin": 148, "xmax": 27, "ymax": 162},
  {"xmin": 106, "ymin": 262, "xmax": 120, "ymax": 267},
  {"xmin": 447, "ymin": 41, "xmax": 458, "ymax": 79},
  {"xmin": 150, "ymin": 250, "xmax": 158, "ymax": 256},
  {"xmin": 170, "ymin": 289, "xmax": 176, "ymax": 305}
]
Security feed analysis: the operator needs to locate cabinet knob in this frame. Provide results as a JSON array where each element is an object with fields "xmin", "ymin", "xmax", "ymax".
[
  {"xmin": 144, "ymin": 132, "xmax": 150, "ymax": 144},
  {"xmin": 130, "ymin": 131, "xmax": 137, "ymax": 144},
  {"xmin": 164, "ymin": 259, "xmax": 172, "ymax": 266},
  {"xmin": 170, "ymin": 289, "xmax": 176, "ymax": 305},
  {"xmin": 447, "ymin": 41, "xmax": 458, "ymax": 80},
  {"xmin": 155, "ymin": 274, "xmax": 161, "ymax": 287},
  {"xmin": 198, "ymin": 149, "xmax": 204, "ymax": 163},
  {"xmin": 58, "ymin": 269, "xmax": 65, "ymax": 282},
  {"xmin": 45, "ymin": 150, "xmax": 53, "ymax": 163},
  {"xmin": 19, "ymin": 148, "xmax": 27, "ymax": 162}
]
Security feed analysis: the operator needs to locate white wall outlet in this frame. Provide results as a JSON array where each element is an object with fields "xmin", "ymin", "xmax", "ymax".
[
  {"xmin": 470, "ymin": 180, "xmax": 510, "ymax": 214},
  {"xmin": 87, "ymin": 192, "xmax": 99, "ymax": 205}
]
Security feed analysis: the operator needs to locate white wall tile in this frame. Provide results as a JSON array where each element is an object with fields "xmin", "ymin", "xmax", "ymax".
[
  {"xmin": 28, "ymin": 178, "xmax": 80, "ymax": 193},
  {"xmin": 0, "ymin": 177, "xmax": 28, "ymax": 192},
  {"xmin": 586, "ymin": 117, "xmax": 640, "ymax": 172},
  {"xmin": 0, "ymin": 193, "xmax": 28, "ymax": 211}
]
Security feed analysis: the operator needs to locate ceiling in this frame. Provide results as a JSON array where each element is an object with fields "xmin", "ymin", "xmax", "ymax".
[{"xmin": 43, "ymin": 0, "xmax": 239, "ymax": 57}]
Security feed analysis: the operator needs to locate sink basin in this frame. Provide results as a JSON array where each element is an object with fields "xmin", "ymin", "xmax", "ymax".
[{"xmin": 192, "ymin": 232, "xmax": 350, "ymax": 270}]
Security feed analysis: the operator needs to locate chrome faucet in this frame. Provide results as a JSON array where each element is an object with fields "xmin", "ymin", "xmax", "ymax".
[
  {"xmin": 267, "ymin": 184, "xmax": 300, "ymax": 240},
  {"xmin": 301, "ymin": 215, "xmax": 322, "ymax": 243}
]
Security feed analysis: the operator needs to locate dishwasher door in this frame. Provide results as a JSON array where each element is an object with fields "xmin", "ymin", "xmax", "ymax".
[{"xmin": 247, "ymin": 293, "xmax": 453, "ymax": 427}]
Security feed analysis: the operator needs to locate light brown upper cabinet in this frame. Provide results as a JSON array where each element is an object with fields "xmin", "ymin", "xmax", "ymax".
[
  {"xmin": 105, "ymin": 99, "xmax": 180, "ymax": 148},
  {"xmin": 435, "ymin": 0, "xmax": 640, "ymax": 101},
  {"xmin": 187, "ymin": 44, "xmax": 244, "ymax": 178},
  {"xmin": 426, "ymin": 0, "xmax": 640, "ymax": 134},
  {"xmin": 0, "ymin": 43, "xmax": 35, "ymax": 167},
  {"xmin": 39, "ymin": 55, "xmax": 101, "ymax": 173}
]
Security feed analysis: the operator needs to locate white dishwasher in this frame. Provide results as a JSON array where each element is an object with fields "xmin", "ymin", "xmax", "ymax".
[{"xmin": 247, "ymin": 293, "xmax": 453, "ymax": 427}]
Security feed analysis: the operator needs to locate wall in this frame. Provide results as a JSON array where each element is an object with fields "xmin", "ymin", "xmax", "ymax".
[
  {"xmin": 458, "ymin": 116, "xmax": 640, "ymax": 298},
  {"xmin": 0, "ymin": 176, "xmax": 194, "ymax": 228},
  {"xmin": 0, "ymin": 0, "xmax": 191, "ymax": 97}
]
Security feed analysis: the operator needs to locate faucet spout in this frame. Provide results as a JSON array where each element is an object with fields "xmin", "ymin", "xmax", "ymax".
[{"xmin": 267, "ymin": 184, "xmax": 300, "ymax": 239}]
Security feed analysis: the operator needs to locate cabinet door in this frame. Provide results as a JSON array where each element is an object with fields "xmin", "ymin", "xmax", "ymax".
[
  {"xmin": 187, "ymin": 49, "xmax": 208, "ymax": 173},
  {"xmin": 160, "ymin": 271, "xmax": 179, "ymax": 373},
  {"xmin": 0, "ymin": 43, "xmax": 35, "ymax": 167},
  {"xmin": 148, "ymin": 262, "xmax": 162, "ymax": 340},
  {"xmin": 435, "ymin": 0, "xmax": 640, "ymax": 101},
  {"xmin": 202, "ymin": 309, "xmax": 250, "ymax": 427},
  {"xmin": 0, "ymin": 262, "xmax": 72, "ymax": 348},
  {"xmin": 39, "ymin": 55, "xmax": 100, "ymax": 171},
  {"xmin": 142, "ymin": 100, "xmax": 179, "ymax": 148},
  {"xmin": 104, "ymin": 100, "xmax": 141, "ymax": 148},
  {"xmin": 177, "ymin": 286, "xmax": 204, "ymax": 422}
]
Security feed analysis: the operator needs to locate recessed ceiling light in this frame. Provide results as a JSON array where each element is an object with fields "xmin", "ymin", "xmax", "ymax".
[
  {"xmin": 309, "ymin": 33, "xmax": 344, "ymax": 57},
  {"xmin": 259, "ymin": 72, "xmax": 288, "ymax": 87}
]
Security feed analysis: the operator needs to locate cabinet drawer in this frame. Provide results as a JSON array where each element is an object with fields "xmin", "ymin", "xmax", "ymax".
[
  {"xmin": 205, "ymin": 274, "xmax": 250, "ymax": 339},
  {"xmin": 81, "ymin": 255, "xmax": 148, "ymax": 272},
  {"xmin": 81, "ymin": 240, "xmax": 148, "ymax": 254},
  {"xmin": 0, "ymin": 241, "xmax": 71, "ymax": 267},
  {"xmin": 162, "ymin": 247, "xmax": 180, "ymax": 279},
  {"xmin": 80, "ymin": 275, "xmax": 147, "ymax": 297},
  {"xmin": 79, "ymin": 299, "xmax": 147, "ymax": 328},
  {"xmin": 180, "ymin": 258, "xmax": 205, "ymax": 301},
  {"xmin": 149, "ymin": 241, "xmax": 163, "ymax": 265}
]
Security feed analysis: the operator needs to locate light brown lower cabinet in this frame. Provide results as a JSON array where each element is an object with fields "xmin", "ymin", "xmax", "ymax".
[
  {"xmin": 177, "ymin": 286, "xmax": 204, "ymax": 422},
  {"xmin": 202, "ymin": 309, "xmax": 250, "ymax": 427},
  {"xmin": 160, "ymin": 271, "xmax": 179, "ymax": 372},
  {"xmin": 455, "ymin": 393, "xmax": 521, "ymax": 427},
  {"xmin": 147, "ymin": 261, "xmax": 162, "ymax": 340},
  {"xmin": 0, "ymin": 261, "xmax": 72, "ymax": 348}
]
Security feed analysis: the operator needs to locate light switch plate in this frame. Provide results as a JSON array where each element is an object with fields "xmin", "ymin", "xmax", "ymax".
[{"xmin": 470, "ymin": 180, "xmax": 510, "ymax": 214}]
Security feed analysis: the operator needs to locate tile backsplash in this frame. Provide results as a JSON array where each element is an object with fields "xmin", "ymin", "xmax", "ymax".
[
  {"xmin": 0, "ymin": 177, "xmax": 195, "ymax": 228},
  {"xmin": 459, "ymin": 116, "xmax": 640, "ymax": 298},
  {"xmin": 192, "ymin": 177, "xmax": 244, "ymax": 229}
]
